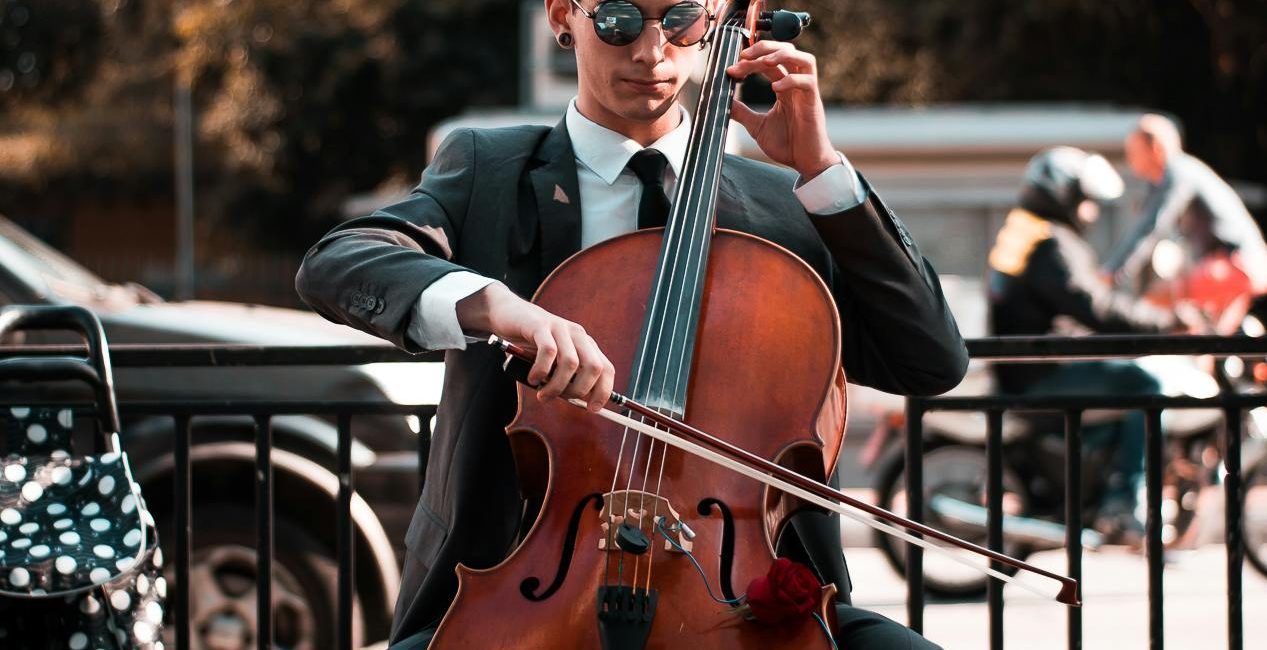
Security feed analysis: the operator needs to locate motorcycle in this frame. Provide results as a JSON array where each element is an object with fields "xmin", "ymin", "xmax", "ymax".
[
  {"xmin": 864, "ymin": 357, "xmax": 1267, "ymax": 598},
  {"xmin": 865, "ymin": 245, "xmax": 1267, "ymax": 598}
]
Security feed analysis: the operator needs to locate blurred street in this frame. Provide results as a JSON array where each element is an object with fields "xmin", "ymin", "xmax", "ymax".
[{"xmin": 847, "ymin": 545, "xmax": 1267, "ymax": 650}]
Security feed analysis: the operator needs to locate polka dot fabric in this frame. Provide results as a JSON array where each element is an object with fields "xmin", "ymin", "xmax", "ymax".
[{"xmin": 0, "ymin": 407, "xmax": 166, "ymax": 647}]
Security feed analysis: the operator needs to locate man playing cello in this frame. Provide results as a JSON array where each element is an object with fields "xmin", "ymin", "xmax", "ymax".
[{"xmin": 297, "ymin": 1, "xmax": 967, "ymax": 647}]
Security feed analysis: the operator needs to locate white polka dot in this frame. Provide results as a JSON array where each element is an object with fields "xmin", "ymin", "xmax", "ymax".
[
  {"xmin": 116, "ymin": 628, "xmax": 127, "ymax": 645},
  {"xmin": 50, "ymin": 449, "xmax": 69, "ymax": 461},
  {"xmin": 99, "ymin": 452, "xmax": 119, "ymax": 465},
  {"xmin": 134, "ymin": 619, "xmax": 156, "ymax": 643},
  {"xmin": 81, "ymin": 502, "xmax": 100, "ymax": 516},
  {"xmin": 0, "ymin": 508, "xmax": 20, "ymax": 525},
  {"xmin": 53, "ymin": 518, "xmax": 73, "ymax": 530},
  {"xmin": 155, "ymin": 641, "xmax": 165, "ymax": 650},
  {"xmin": 0, "ymin": 531, "xmax": 7, "ymax": 543},
  {"xmin": 89, "ymin": 568, "xmax": 111, "ymax": 585},
  {"xmin": 68, "ymin": 631, "xmax": 87, "ymax": 650},
  {"xmin": 109, "ymin": 590, "xmax": 131, "ymax": 610},
  {"xmin": 20, "ymin": 481, "xmax": 42, "ymax": 502},
  {"xmin": 50, "ymin": 466, "xmax": 72, "ymax": 486},
  {"xmin": 93, "ymin": 544, "xmax": 114, "ymax": 559},
  {"xmin": 3, "ymin": 464, "xmax": 25, "ymax": 482},
  {"xmin": 135, "ymin": 573, "xmax": 149, "ymax": 594},
  {"xmin": 10, "ymin": 407, "xmax": 30, "ymax": 418},
  {"xmin": 152, "ymin": 547, "xmax": 163, "ymax": 567},
  {"xmin": 29, "ymin": 588, "xmax": 45, "ymax": 595},
  {"xmin": 155, "ymin": 576, "xmax": 167, "ymax": 598},
  {"xmin": 115, "ymin": 557, "xmax": 135, "ymax": 572},
  {"xmin": 123, "ymin": 529, "xmax": 142, "ymax": 547},
  {"xmin": 145, "ymin": 600, "xmax": 163, "ymax": 624},
  {"xmin": 59, "ymin": 531, "xmax": 81, "ymax": 545},
  {"xmin": 46, "ymin": 502, "xmax": 66, "ymax": 516},
  {"xmin": 97, "ymin": 475, "xmax": 115, "ymax": 495},
  {"xmin": 142, "ymin": 509, "xmax": 155, "ymax": 526},
  {"xmin": 11, "ymin": 538, "xmax": 31, "ymax": 549},
  {"xmin": 55, "ymin": 556, "xmax": 76, "ymax": 574},
  {"xmin": 26, "ymin": 424, "xmax": 47, "ymax": 444},
  {"xmin": 8, "ymin": 567, "xmax": 29, "ymax": 588},
  {"xmin": 121, "ymin": 495, "xmax": 136, "ymax": 514},
  {"xmin": 18, "ymin": 522, "xmax": 38, "ymax": 534},
  {"xmin": 57, "ymin": 409, "xmax": 74, "ymax": 429},
  {"xmin": 79, "ymin": 594, "xmax": 102, "ymax": 614},
  {"xmin": 90, "ymin": 518, "xmax": 110, "ymax": 533},
  {"xmin": 28, "ymin": 544, "xmax": 49, "ymax": 558}
]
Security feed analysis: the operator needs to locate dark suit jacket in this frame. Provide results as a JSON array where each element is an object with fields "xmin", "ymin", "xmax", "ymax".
[{"xmin": 295, "ymin": 119, "xmax": 968, "ymax": 643}]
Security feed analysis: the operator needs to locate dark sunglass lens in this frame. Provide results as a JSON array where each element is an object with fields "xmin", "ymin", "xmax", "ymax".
[
  {"xmin": 662, "ymin": 3, "xmax": 708, "ymax": 46},
  {"xmin": 593, "ymin": 1, "xmax": 643, "ymax": 46}
]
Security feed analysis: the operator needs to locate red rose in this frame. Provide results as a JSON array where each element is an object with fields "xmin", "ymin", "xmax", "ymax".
[{"xmin": 741, "ymin": 558, "xmax": 821, "ymax": 625}]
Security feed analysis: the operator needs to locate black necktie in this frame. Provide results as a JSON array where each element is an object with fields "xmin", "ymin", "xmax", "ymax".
[{"xmin": 626, "ymin": 149, "xmax": 671, "ymax": 230}]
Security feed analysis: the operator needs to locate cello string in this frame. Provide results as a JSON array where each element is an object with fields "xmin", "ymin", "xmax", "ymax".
[{"xmin": 643, "ymin": 20, "xmax": 744, "ymax": 592}]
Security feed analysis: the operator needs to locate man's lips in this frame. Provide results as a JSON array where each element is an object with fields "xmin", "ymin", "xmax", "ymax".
[{"xmin": 623, "ymin": 78, "xmax": 672, "ymax": 92}]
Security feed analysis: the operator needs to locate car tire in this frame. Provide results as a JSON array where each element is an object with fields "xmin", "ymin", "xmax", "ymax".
[{"xmin": 161, "ymin": 504, "xmax": 365, "ymax": 650}]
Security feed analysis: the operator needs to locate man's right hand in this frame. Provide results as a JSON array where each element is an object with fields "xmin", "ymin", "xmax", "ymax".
[{"xmin": 456, "ymin": 282, "xmax": 615, "ymax": 412}]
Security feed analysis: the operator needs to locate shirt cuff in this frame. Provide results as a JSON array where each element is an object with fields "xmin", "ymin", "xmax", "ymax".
[
  {"xmin": 408, "ymin": 271, "xmax": 496, "ymax": 350},
  {"xmin": 793, "ymin": 151, "xmax": 868, "ymax": 215}
]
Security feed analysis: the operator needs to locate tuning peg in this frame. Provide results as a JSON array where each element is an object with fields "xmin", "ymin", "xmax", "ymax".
[{"xmin": 757, "ymin": 10, "xmax": 812, "ymax": 42}]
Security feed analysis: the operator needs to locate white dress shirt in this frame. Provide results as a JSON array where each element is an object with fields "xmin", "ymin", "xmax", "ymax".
[{"xmin": 408, "ymin": 100, "xmax": 869, "ymax": 350}]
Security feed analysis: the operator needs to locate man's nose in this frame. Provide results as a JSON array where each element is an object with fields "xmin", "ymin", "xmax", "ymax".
[{"xmin": 630, "ymin": 21, "xmax": 668, "ymax": 63}]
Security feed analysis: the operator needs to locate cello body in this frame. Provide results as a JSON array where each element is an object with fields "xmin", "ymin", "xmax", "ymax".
[{"xmin": 430, "ymin": 230, "xmax": 844, "ymax": 648}]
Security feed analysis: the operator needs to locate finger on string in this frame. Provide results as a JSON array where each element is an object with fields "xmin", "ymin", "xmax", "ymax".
[
  {"xmin": 740, "ymin": 39, "xmax": 794, "ymax": 61},
  {"xmin": 746, "ymin": 48, "xmax": 816, "ymax": 75},
  {"xmin": 729, "ymin": 99, "xmax": 763, "ymax": 132}
]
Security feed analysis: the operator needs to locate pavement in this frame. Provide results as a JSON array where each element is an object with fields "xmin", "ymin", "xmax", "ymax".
[{"xmin": 845, "ymin": 544, "xmax": 1267, "ymax": 650}]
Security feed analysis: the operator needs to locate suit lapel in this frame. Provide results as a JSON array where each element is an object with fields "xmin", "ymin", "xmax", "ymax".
[{"xmin": 529, "ymin": 119, "xmax": 584, "ymax": 278}]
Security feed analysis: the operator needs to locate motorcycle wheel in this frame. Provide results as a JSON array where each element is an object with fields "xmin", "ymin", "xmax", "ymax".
[
  {"xmin": 1244, "ymin": 459, "xmax": 1267, "ymax": 577},
  {"xmin": 873, "ymin": 440, "xmax": 1030, "ymax": 599}
]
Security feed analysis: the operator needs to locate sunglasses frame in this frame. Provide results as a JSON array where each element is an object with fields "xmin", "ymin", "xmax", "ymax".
[{"xmin": 569, "ymin": 0, "xmax": 716, "ymax": 47}]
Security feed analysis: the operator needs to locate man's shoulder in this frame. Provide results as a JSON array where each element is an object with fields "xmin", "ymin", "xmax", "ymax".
[{"xmin": 436, "ymin": 124, "xmax": 554, "ymax": 164}]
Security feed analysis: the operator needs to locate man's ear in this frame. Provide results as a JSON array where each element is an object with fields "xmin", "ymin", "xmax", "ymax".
[{"xmin": 545, "ymin": 0, "xmax": 573, "ymax": 39}]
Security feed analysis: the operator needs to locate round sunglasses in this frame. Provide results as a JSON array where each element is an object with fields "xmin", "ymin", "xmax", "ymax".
[{"xmin": 570, "ymin": 0, "xmax": 713, "ymax": 47}]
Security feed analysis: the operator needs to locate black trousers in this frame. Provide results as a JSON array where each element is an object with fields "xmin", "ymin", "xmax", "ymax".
[{"xmin": 390, "ymin": 604, "xmax": 943, "ymax": 650}]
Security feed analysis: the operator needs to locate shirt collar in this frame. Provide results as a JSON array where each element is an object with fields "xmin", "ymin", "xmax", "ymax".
[{"xmin": 565, "ymin": 98, "xmax": 691, "ymax": 185}]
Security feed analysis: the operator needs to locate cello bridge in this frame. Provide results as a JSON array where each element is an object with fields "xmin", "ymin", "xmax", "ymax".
[{"xmin": 598, "ymin": 490, "xmax": 694, "ymax": 554}]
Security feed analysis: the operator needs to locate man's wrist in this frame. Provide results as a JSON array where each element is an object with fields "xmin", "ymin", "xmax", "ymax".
[{"xmin": 795, "ymin": 153, "xmax": 841, "ymax": 181}]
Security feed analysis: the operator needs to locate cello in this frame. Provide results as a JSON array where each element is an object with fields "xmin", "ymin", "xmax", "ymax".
[{"xmin": 431, "ymin": 2, "xmax": 1076, "ymax": 648}]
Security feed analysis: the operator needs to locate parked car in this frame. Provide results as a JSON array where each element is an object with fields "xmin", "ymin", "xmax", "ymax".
[{"xmin": 0, "ymin": 214, "xmax": 440, "ymax": 649}]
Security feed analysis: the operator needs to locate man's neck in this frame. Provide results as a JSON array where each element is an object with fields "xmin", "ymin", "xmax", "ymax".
[{"xmin": 574, "ymin": 97, "xmax": 682, "ymax": 147}]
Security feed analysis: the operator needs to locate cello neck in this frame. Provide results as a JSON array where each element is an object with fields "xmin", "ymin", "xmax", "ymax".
[{"xmin": 627, "ymin": 4, "xmax": 750, "ymax": 415}]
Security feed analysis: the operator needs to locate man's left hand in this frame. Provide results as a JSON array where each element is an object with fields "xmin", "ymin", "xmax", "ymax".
[{"xmin": 726, "ymin": 40, "xmax": 837, "ymax": 180}]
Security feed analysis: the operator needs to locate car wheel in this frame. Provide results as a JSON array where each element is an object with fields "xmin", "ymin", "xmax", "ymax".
[{"xmin": 161, "ymin": 504, "xmax": 365, "ymax": 650}]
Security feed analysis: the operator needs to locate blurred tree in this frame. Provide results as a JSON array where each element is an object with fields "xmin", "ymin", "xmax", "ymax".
[
  {"xmin": 797, "ymin": 0, "xmax": 1267, "ymax": 192},
  {"xmin": 0, "ymin": 0, "xmax": 103, "ymax": 108}
]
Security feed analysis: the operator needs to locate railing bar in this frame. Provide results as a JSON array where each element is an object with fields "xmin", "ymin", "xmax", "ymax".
[
  {"xmin": 905, "ymin": 398, "xmax": 925, "ymax": 633},
  {"xmin": 1064, "ymin": 409, "xmax": 1083, "ymax": 650},
  {"xmin": 255, "ymin": 415, "xmax": 274, "ymax": 650},
  {"xmin": 174, "ymin": 414, "xmax": 193, "ymax": 650},
  {"xmin": 337, "ymin": 414, "xmax": 355, "ymax": 650},
  {"xmin": 986, "ymin": 409, "xmax": 1004, "ymax": 650},
  {"xmin": 1224, "ymin": 407, "xmax": 1243, "ymax": 650},
  {"xmin": 1145, "ymin": 409, "xmax": 1164, "ymax": 650}
]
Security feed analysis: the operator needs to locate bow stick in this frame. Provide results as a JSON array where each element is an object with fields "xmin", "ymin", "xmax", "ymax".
[{"xmin": 491, "ymin": 336, "xmax": 1081, "ymax": 606}]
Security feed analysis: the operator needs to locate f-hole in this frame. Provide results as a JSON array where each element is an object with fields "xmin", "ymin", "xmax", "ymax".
[
  {"xmin": 698, "ymin": 498, "xmax": 737, "ymax": 602},
  {"xmin": 521, "ymin": 492, "xmax": 604, "ymax": 601}
]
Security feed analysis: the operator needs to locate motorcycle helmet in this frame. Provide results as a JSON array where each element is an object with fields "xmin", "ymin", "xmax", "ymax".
[{"xmin": 1019, "ymin": 146, "xmax": 1124, "ymax": 230}]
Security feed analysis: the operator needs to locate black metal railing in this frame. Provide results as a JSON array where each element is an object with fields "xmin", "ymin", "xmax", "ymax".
[
  {"xmin": 905, "ymin": 335, "xmax": 1267, "ymax": 650},
  {"xmin": 4, "ymin": 336, "xmax": 1266, "ymax": 649}
]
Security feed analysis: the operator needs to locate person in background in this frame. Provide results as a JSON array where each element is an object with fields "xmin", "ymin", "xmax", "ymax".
[
  {"xmin": 988, "ymin": 147, "xmax": 1179, "ymax": 543},
  {"xmin": 1107, "ymin": 114, "xmax": 1267, "ymax": 302}
]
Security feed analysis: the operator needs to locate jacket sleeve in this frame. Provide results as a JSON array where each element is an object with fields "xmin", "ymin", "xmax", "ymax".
[
  {"xmin": 1107, "ymin": 178, "xmax": 1195, "ymax": 290},
  {"xmin": 810, "ymin": 178, "xmax": 969, "ymax": 396},
  {"xmin": 1030, "ymin": 237, "xmax": 1176, "ymax": 333},
  {"xmin": 295, "ymin": 128, "xmax": 478, "ymax": 352}
]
